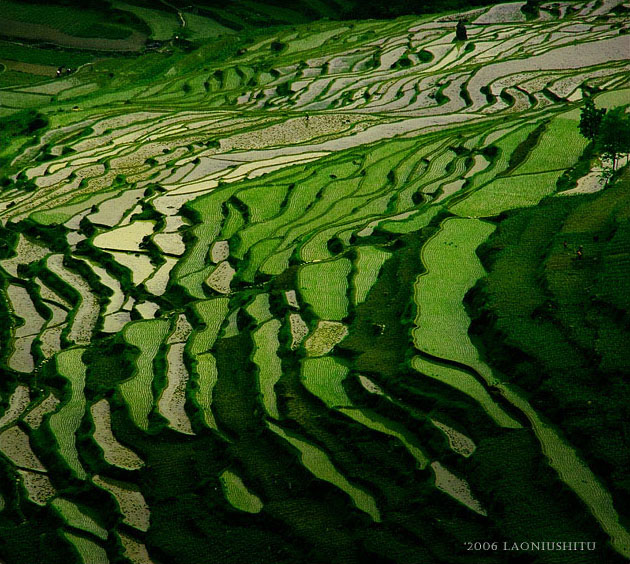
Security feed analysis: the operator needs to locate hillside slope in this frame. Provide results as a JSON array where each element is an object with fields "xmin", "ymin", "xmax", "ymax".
[{"xmin": 0, "ymin": 2, "xmax": 629, "ymax": 563}]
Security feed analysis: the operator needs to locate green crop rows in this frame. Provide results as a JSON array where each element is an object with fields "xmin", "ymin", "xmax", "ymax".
[{"xmin": 0, "ymin": 1, "xmax": 629, "ymax": 563}]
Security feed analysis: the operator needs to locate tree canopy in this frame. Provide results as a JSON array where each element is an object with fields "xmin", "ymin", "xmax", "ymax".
[
  {"xmin": 579, "ymin": 98, "xmax": 606, "ymax": 141},
  {"xmin": 596, "ymin": 107, "xmax": 630, "ymax": 170},
  {"xmin": 456, "ymin": 20, "xmax": 468, "ymax": 40}
]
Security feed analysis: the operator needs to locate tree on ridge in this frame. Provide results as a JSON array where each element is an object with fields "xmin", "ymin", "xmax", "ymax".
[{"xmin": 579, "ymin": 97, "xmax": 606, "ymax": 141}]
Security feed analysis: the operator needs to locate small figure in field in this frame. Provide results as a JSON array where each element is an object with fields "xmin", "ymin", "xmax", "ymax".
[
  {"xmin": 577, "ymin": 245, "xmax": 584, "ymax": 260},
  {"xmin": 456, "ymin": 20, "xmax": 468, "ymax": 41},
  {"xmin": 563, "ymin": 240, "xmax": 568, "ymax": 249}
]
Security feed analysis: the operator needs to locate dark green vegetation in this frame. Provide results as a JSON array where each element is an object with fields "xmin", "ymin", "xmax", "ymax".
[
  {"xmin": 0, "ymin": 0, "xmax": 505, "ymax": 92},
  {"xmin": 468, "ymin": 168, "xmax": 630, "ymax": 516},
  {"xmin": 579, "ymin": 100, "xmax": 630, "ymax": 170},
  {"xmin": 0, "ymin": 110, "xmax": 48, "ymax": 173},
  {"xmin": 0, "ymin": 0, "xmax": 630, "ymax": 563},
  {"xmin": 13, "ymin": 0, "xmax": 507, "ymax": 30},
  {"xmin": 0, "ymin": 0, "xmax": 148, "ymax": 39},
  {"xmin": 579, "ymin": 98, "xmax": 607, "ymax": 141},
  {"xmin": 596, "ymin": 108, "xmax": 630, "ymax": 170}
]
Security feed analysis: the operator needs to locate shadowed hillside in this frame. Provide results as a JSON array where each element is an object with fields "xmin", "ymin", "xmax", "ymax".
[{"xmin": 0, "ymin": 1, "xmax": 629, "ymax": 563}]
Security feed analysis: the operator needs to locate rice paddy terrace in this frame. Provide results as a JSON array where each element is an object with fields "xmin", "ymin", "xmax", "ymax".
[{"xmin": 0, "ymin": 1, "xmax": 630, "ymax": 563}]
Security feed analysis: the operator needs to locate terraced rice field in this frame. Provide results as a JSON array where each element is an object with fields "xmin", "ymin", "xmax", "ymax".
[{"xmin": 0, "ymin": 1, "xmax": 629, "ymax": 563}]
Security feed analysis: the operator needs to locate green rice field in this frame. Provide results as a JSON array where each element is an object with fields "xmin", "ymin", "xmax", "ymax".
[{"xmin": 0, "ymin": 0, "xmax": 629, "ymax": 562}]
